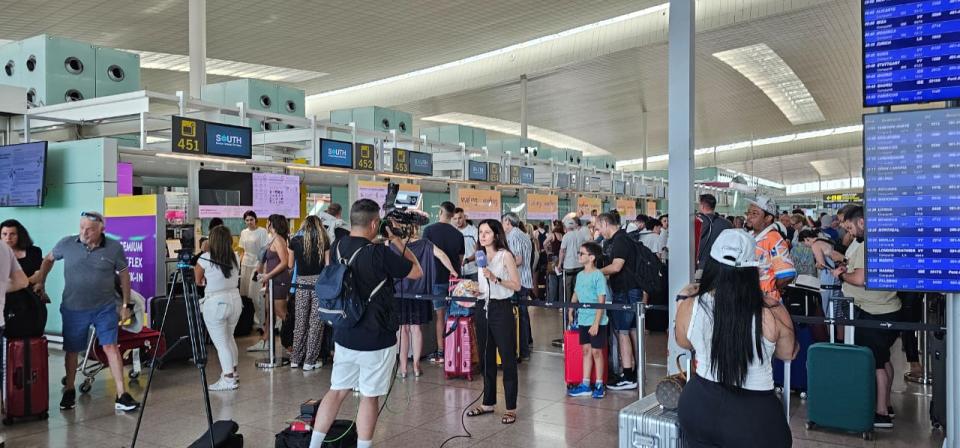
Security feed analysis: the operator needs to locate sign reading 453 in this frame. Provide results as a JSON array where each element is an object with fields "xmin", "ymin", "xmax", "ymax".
[{"xmin": 172, "ymin": 116, "xmax": 205, "ymax": 155}]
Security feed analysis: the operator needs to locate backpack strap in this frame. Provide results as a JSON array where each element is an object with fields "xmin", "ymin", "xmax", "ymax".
[{"xmin": 339, "ymin": 242, "xmax": 387, "ymax": 302}]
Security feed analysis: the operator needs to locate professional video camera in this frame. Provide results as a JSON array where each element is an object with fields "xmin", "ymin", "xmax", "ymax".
[{"xmin": 380, "ymin": 182, "xmax": 429, "ymax": 239}]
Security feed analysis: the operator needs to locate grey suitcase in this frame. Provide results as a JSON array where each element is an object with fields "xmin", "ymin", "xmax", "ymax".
[{"xmin": 619, "ymin": 394, "xmax": 683, "ymax": 448}]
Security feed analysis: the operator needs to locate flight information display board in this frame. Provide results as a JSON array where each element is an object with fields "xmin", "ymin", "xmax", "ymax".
[
  {"xmin": 863, "ymin": 1, "xmax": 960, "ymax": 106},
  {"xmin": 863, "ymin": 108, "xmax": 960, "ymax": 292}
]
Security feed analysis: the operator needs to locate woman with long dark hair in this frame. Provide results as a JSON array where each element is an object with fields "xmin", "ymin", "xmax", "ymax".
[
  {"xmin": 465, "ymin": 219, "xmax": 522, "ymax": 425},
  {"xmin": 1, "ymin": 219, "xmax": 43, "ymax": 282},
  {"xmin": 675, "ymin": 229, "xmax": 796, "ymax": 447},
  {"xmin": 248, "ymin": 214, "xmax": 292, "ymax": 352},
  {"xmin": 195, "ymin": 226, "xmax": 242, "ymax": 390},
  {"xmin": 289, "ymin": 215, "xmax": 331, "ymax": 370}
]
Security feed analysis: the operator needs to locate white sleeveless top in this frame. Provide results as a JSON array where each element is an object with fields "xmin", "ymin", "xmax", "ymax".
[
  {"xmin": 478, "ymin": 250, "xmax": 514, "ymax": 300},
  {"xmin": 687, "ymin": 293, "xmax": 777, "ymax": 391}
]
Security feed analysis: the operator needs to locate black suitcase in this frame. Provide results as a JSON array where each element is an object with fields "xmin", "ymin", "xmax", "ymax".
[
  {"xmin": 930, "ymin": 329, "xmax": 946, "ymax": 430},
  {"xmin": 150, "ymin": 296, "xmax": 194, "ymax": 365},
  {"xmin": 3, "ymin": 289, "xmax": 47, "ymax": 338},
  {"xmin": 233, "ymin": 296, "xmax": 255, "ymax": 337}
]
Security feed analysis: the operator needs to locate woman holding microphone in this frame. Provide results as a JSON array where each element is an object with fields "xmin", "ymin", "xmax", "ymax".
[{"xmin": 466, "ymin": 219, "xmax": 522, "ymax": 425}]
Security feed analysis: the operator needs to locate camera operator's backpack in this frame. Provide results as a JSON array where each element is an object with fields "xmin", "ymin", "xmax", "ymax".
[
  {"xmin": 315, "ymin": 243, "xmax": 386, "ymax": 329},
  {"xmin": 631, "ymin": 239, "xmax": 667, "ymax": 301}
]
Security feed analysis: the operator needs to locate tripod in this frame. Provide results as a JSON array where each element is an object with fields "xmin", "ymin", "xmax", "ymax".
[{"xmin": 130, "ymin": 259, "xmax": 216, "ymax": 448}]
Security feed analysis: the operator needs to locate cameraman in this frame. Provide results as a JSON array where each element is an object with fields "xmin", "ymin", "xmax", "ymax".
[{"xmin": 309, "ymin": 199, "xmax": 422, "ymax": 448}]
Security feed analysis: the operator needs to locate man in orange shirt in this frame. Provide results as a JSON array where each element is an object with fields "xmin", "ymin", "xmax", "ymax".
[{"xmin": 745, "ymin": 196, "xmax": 796, "ymax": 303}]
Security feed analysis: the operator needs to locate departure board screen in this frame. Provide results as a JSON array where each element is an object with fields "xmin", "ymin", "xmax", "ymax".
[
  {"xmin": 863, "ymin": 1, "xmax": 960, "ymax": 106},
  {"xmin": 863, "ymin": 108, "xmax": 960, "ymax": 292}
]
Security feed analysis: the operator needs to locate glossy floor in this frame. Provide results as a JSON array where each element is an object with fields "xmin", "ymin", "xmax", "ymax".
[{"xmin": 2, "ymin": 307, "xmax": 947, "ymax": 447}]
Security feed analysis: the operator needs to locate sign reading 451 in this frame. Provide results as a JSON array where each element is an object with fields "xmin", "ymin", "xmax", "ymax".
[{"xmin": 172, "ymin": 116, "xmax": 205, "ymax": 155}]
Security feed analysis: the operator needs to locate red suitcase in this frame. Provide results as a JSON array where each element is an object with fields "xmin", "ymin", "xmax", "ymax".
[
  {"xmin": 4, "ymin": 337, "xmax": 49, "ymax": 424},
  {"xmin": 444, "ymin": 316, "xmax": 477, "ymax": 380},
  {"xmin": 563, "ymin": 329, "xmax": 608, "ymax": 386}
]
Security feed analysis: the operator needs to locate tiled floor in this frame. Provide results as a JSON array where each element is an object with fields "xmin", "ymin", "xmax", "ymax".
[{"xmin": 1, "ymin": 307, "xmax": 947, "ymax": 447}]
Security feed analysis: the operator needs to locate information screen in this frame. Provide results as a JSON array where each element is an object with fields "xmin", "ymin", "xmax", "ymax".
[
  {"xmin": 409, "ymin": 151, "xmax": 433, "ymax": 176},
  {"xmin": 468, "ymin": 160, "xmax": 488, "ymax": 181},
  {"xmin": 253, "ymin": 173, "xmax": 300, "ymax": 218},
  {"xmin": 556, "ymin": 173, "xmax": 571, "ymax": 189},
  {"xmin": 205, "ymin": 123, "xmax": 252, "ymax": 158},
  {"xmin": 520, "ymin": 167, "xmax": 535, "ymax": 185},
  {"xmin": 319, "ymin": 138, "xmax": 353, "ymax": 169},
  {"xmin": 614, "ymin": 180, "xmax": 626, "ymax": 195},
  {"xmin": 863, "ymin": 1, "xmax": 960, "ymax": 106},
  {"xmin": 863, "ymin": 108, "xmax": 960, "ymax": 292},
  {"xmin": 198, "ymin": 170, "xmax": 253, "ymax": 218},
  {"xmin": 0, "ymin": 141, "xmax": 47, "ymax": 207}
]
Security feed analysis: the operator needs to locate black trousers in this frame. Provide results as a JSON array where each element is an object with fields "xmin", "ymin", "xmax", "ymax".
[
  {"xmin": 899, "ymin": 292, "xmax": 924, "ymax": 363},
  {"xmin": 515, "ymin": 288, "xmax": 531, "ymax": 358},
  {"xmin": 476, "ymin": 300, "xmax": 518, "ymax": 410},
  {"xmin": 678, "ymin": 375, "xmax": 792, "ymax": 448}
]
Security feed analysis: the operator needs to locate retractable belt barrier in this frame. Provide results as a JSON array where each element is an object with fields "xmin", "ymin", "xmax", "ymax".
[{"xmin": 790, "ymin": 315, "xmax": 945, "ymax": 333}]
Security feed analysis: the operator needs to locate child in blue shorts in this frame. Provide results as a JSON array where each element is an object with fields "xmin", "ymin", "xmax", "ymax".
[{"xmin": 567, "ymin": 241, "xmax": 608, "ymax": 399}]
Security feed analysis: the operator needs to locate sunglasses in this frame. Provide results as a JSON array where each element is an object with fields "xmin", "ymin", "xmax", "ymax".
[{"xmin": 81, "ymin": 212, "xmax": 103, "ymax": 222}]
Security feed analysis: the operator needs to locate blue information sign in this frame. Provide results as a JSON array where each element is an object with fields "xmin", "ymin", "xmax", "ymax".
[
  {"xmin": 468, "ymin": 160, "xmax": 488, "ymax": 181},
  {"xmin": 319, "ymin": 138, "xmax": 354, "ymax": 169},
  {"xmin": 205, "ymin": 123, "xmax": 252, "ymax": 158},
  {"xmin": 520, "ymin": 167, "xmax": 535, "ymax": 185},
  {"xmin": 409, "ymin": 151, "xmax": 433, "ymax": 176},
  {"xmin": 863, "ymin": 108, "xmax": 960, "ymax": 292},
  {"xmin": 863, "ymin": 1, "xmax": 960, "ymax": 106}
]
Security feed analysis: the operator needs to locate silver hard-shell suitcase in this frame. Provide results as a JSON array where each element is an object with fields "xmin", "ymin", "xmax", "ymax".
[{"xmin": 619, "ymin": 394, "xmax": 683, "ymax": 448}]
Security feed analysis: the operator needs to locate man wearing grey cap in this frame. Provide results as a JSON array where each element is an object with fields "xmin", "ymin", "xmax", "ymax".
[{"xmin": 36, "ymin": 211, "xmax": 141, "ymax": 413}]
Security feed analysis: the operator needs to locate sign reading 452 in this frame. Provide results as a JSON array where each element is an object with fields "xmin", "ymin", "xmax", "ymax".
[{"xmin": 172, "ymin": 116, "xmax": 205, "ymax": 155}]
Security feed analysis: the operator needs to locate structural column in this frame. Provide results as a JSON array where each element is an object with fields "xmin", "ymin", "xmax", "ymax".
[
  {"xmin": 188, "ymin": 0, "xmax": 207, "ymax": 99},
  {"xmin": 520, "ymin": 74, "xmax": 528, "ymax": 149},
  {"xmin": 666, "ymin": 0, "xmax": 695, "ymax": 374}
]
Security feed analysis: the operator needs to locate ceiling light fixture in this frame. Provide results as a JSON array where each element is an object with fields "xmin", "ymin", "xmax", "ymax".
[
  {"xmin": 615, "ymin": 124, "xmax": 863, "ymax": 169},
  {"xmin": 127, "ymin": 50, "xmax": 327, "ymax": 83},
  {"xmin": 713, "ymin": 43, "xmax": 824, "ymax": 125},
  {"xmin": 309, "ymin": 3, "xmax": 669, "ymax": 98},
  {"xmin": 422, "ymin": 112, "xmax": 611, "ymax": 156}
]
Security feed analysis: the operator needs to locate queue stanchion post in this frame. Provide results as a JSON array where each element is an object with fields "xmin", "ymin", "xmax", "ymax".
[
  {"xmin": 256, "ymin": 279, "xmax": 288, "ymax": 369},
  {"xmin": 636, "ymin": 302, "xmax": 645, "ymax": 399}
]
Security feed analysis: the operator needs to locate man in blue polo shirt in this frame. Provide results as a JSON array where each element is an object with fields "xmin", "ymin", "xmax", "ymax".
[{"xmin": 36, "ymin": 211, "xmax": 140, "ymax": 412}]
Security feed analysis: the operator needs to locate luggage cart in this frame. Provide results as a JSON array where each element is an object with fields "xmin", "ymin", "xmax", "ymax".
[{"xmin": 62, "ymin": 327, "xmax": 167, "ymax": 394}]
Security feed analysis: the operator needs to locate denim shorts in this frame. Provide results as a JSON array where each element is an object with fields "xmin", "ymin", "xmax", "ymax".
[
  {"xmin": 610, "ymin": 289, "xmax": 642, "ymax": 333},
  {"xmin": 61, "ymin": 303, "xmax": 119, "ymax": 353},
  {"xmin": 432, "ymin": 283, "xmax": 450, "ymax": 310}
]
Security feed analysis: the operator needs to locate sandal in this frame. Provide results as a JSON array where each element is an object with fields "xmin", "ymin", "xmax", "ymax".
[
  {"xmin": 501, "ymin": 411, "xmax": 517, "ymax": 425},
  {"xmin": 466, "ymin": 406, "xmax": 495, "ymax": 417}
]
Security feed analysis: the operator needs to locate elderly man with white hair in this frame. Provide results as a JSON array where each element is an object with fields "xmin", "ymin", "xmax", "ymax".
[{"xmin": 557, "ymin": 213, "xmax": 589, "ymax": 303}]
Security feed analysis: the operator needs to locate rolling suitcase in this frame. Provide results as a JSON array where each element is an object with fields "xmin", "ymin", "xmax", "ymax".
[
  {"xmin": 618, "ymin": 393, "xmax": 683, "ymax": 448},
  {"xmin": 3, "ymin": 337, "xmax": 50, "ymax": 424},
  {"xmin": 233, "ymin": 296, "xmax": 255, "ymax": 337},
  {"xmin": 444, "ymin": 316, "xmax": 477, "ymax": 380},
  {"xmin": 149, "ymin": 296, "xmax": 193, "ymax": 365},
  {"xmin": 929, "ymin": 329, "xmax": 946, "ymax": 430},
  {"xmin": 773, "ymin": 324, "xmax": 813, "ymax": 396},
  {"xmin": 563, "ymin": 328, "xmax": 608, "ymax": 386},
  {"xmin": 805, "ymin": 342, "xmax": 876, "ymax": 440}
]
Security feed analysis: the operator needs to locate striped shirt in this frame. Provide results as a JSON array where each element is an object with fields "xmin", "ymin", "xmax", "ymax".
[{"xmin": 506, "ymin": 227, "xmax": 533, "ymax": 289}]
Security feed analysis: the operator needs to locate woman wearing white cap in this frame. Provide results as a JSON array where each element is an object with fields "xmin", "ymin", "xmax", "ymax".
[{"xmin": 675, "ymin": 229, "xmax": 797, "ymax": 447}]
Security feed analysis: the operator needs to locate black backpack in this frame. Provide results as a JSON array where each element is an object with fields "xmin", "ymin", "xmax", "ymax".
[
  {"xmin": 630, "ymin": 239, "xmax": 667, "ymax": 301},
  {"xmin": 4, "ymin": 289, "xmax": 47, "ymax": 338}
]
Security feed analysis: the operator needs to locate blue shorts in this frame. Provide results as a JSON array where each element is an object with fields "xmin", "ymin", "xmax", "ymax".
[
  {"xmin": 62, "ymin": 303, "xmax": 119, "ymax": 353},
  {"xmin": 432, "ymin": 284, "xmax": 450, "ymax": 310},
  {"xmin": 610, "ymin": 289, "xmax": 642, "ymax": 333}
]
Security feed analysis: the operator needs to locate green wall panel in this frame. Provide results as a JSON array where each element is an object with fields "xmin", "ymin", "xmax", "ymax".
[
  {"xmin": 331, "ymin": 186, "xmax": 349, "ymax": 214},
  {"xmin": 10, "ymin": 139, "xmax": 116, "ymax": 335}
]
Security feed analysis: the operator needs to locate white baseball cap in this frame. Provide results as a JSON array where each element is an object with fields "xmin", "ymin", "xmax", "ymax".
[
  {"xmin": 709, "ymin": 229, "xmax": 760, "ymax": 268},
  {"xmin": 747, "ymin": 195, "xmax": 778, "ymax": 217}
]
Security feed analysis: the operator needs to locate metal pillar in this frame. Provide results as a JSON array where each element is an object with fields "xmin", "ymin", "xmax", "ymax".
[
  {"xmin": 188, "ymin": 0, "xmax": 207, "ymax": 99},
  {"xmin": 666, "ymin": 0, "xmax": 695, "ymax": 374},
  {"xmin": 640, "ymin": 108, "xmax": 648, "ymax": 171},
  {"xmin": 948, "ymin": 294, "xmax": 959, "ymax": 447},
  {"xmin": 186, "ymin": 161, "xmax": 200, "ymax": 225},
  {"xmin": 520, "ymin": 74, "xmax": 528, "ymax": 149}
]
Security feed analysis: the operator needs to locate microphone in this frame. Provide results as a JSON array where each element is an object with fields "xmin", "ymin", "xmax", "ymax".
[{"xmin": 476, "ymin": 250, "xmax": 488, "ymax": 269}]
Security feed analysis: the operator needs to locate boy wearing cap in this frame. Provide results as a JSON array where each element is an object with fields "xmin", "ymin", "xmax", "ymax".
[{"xmin": 745, "ymin": 196, "xmax": 796, "ymax": 303}]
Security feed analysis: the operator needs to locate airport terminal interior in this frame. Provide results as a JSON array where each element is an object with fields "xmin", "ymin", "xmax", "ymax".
[{"xmin": 0, "ymin": 0, "xmax": 958, "ymax": 447}]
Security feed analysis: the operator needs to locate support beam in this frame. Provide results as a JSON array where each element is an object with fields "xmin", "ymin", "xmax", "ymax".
[
  {"xmin": 188, "ymin": 0, "xmax": 207, "ymax": 99},
  {"xmin": 666, "ymin": 0, "xmax": 695, "ymax": 374},
  {"xmin": 520, "ymin": 74, "xmax": 528, "ymax": 149}
]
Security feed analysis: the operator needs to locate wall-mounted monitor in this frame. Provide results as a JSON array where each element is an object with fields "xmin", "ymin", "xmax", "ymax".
[
  {"xmin": 863, "ymin": 1, "xmax": 960, "ymax": 106},
  {"xmin": 205, "ymin": 123, "xmax": 252, "ymax": 158},
  {"xmin": 520, "ymin": 167, "xmax": 535, "ymax": 185},
  {"xmin": 409, "ymin": 151, "xmax": 433, "ymax": 176},
  {"xmin": 863, "ymin": 108, "xmax": 960, "ymax": 292},
  {"xmin": 614, "ymin": 180, "xmax": 626, "ymax": 195},
  {"xmin": 468, "ymin": 160, "xmax": 488, "ymax": 181},
  {"xmin": 556, "ymin": 173, "xmax": 571, "ymax": 189},
  {"xmin": 319, "ymin": 138, "xmax": 354, "ymax": 169},
  {"xmin": 0, "ymin": 141, "xmax": 47, "ymax": 207},
  {"xmin": 253, "ymin": 173, "xmax": 301, "ymax": 218},
  {"xmin": 198, "ymin": 169, "xmax": 253, "ymax": 218}
]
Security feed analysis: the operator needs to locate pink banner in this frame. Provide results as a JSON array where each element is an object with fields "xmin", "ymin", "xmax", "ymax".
[{"xmin": 117, "ymin": 162, "xmax": 133, "ymax": 196}]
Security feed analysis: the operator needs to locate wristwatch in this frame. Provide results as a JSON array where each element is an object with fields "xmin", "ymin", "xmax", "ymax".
[{"xmin": 494, "ymin": 277, "xmax": 502, "ymax": 284}]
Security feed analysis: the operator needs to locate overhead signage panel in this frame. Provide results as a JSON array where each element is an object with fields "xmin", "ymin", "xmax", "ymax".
[
  {"xmin": 355, "ymin": 143, "xmax": 376, "ymax": 171},
  {"xmin": 468, "ymin": 160, "xmax": 488, "ymax": 181},
  {"xmin": 319, "ymin": 138, "xmax": 354, "ymax": 169}
]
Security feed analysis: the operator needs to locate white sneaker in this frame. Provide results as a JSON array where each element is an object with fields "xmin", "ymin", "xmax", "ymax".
[
  {"xmin": 246, "ymin": 340, "xmax": 268, "ymax": 352},
  {"xmin": 302, "ymin": 363, "xmax": 317, "ymax": 371},
  {"xmin": 208, "ymin": 377, "xmax": 238, "ymax": 391},
  {"xmin": 290, "ymin": 363, "xmax": 300, "ymax": 369}
]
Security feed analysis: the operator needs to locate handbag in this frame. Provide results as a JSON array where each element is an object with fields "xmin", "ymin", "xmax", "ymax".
[{"xmin": 655, "ymin": 354, "xmax": 690, "ymax": 410}]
